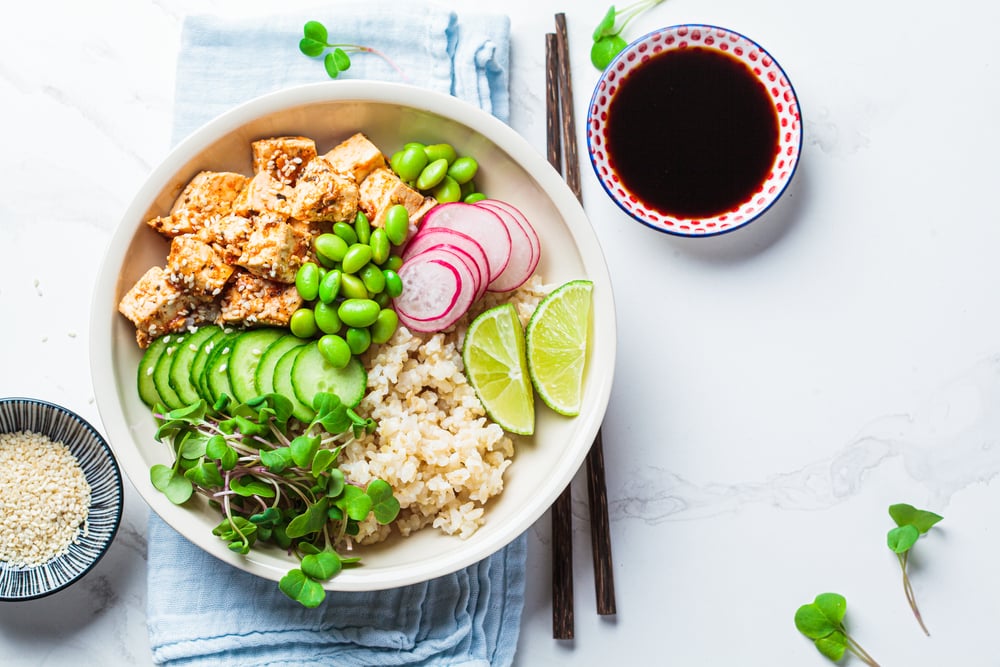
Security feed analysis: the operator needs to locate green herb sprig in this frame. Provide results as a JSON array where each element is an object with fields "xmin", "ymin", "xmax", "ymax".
[
  {"xmin": 149, "ymin": 391, "xmax": 400, "ymax": 608},
  {"xmin": 591, "ymin": 1, "xmax": 666, "ymax": 70},
  {"xmin": 298, "ymin": 20, "xmax": 406, "ymax": 81},
  {"xmin": 887, "ymin": 503, "xmax": 943, "ymax": 636},
  {"xmin": 794, "ymin": 593, "xmax": 880, "ymax": 666}
]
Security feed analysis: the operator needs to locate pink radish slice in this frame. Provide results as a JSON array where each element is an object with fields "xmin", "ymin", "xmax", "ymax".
[
  {"xmin": 404, "ymin": 242, "xmax": 486, "ymax": 302},
  {"xmin": 402, "ymin": 229, "xmax": 490, "ymax": 300},
  {"xmin": 394, "ymin": 250, "xmax": 478, "ymax": 332},
  {"xmin": 420, "ymin": 203, "xmax": 511, "ymax": 283},
  {"xmin": 475, "ymin": 199, "xmax": 541, "ymax": 292}
]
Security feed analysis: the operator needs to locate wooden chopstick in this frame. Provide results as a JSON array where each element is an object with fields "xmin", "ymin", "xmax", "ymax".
[
  {"xmin": 553, "ymin": 12, "xmax": 617, "ymax": 618},
  {"xmin": 546, "ymin": 30, "xmax": 575, "ymax": 642}
]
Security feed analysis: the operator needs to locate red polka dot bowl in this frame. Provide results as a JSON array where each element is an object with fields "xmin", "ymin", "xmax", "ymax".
[{"xmin": 586, "ymin": 25, "xmax": 802, "ymax": 237}]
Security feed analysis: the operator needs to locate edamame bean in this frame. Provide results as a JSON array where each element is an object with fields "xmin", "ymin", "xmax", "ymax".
[
  {"xmin": 318, "ymin": 334, "xmax": 351, "ymax": 369},
  {"xmin": 337, "ymin": 298, "xmax": 381, "ymax": 328},
  {"xmin": 340, "ymin": 273, "xmax": 369, "ymax": 300},
  {"xmin": 315, "ymin": 233, "xmax": 349, "ymax": 264},
  {"xmin": 424, "ymin": 143, "xmax": 457, "ymax": 164},
  {"xmin": 290, "ymin": 308, "xmax": 318, "ymax": 339},
  {"xmin": 333, "ymin": 221, "xmax": 358, "ymax": 246},
  {"xmin": 314, "ymin": 302, "xmax": 342, "ymax": 335},
  {"xmin": 354, "ymin": 211, "xmax": 371, "ymax": 245},
  {"xmin": 460, "ymin": 179, "xmax": 476, "ymax": 198},
  {"xmin": 295, "ymin": 262, "xmax": 320, "ymax": 301},
  {"xmin": 416, "ymin": 158, "xmax": 449, "ymax": 191},
  {"xmin": 464, "ymin": 192, "xmax": 487, "ymax": 204},
  {"xmin": 383, "ymin": 269, "xmax": 403, "ymax": 298},
  {"xmin": 391, "ymin": 145, "xmax": 429, "ymax": 182},
  {"xmin": 432, "ymin": 175, "xmax": 462, "ymax": 203},
  {"xmin": 384, "ymin": 255, "xmax": 404, "ymax": 272},
  {"xmin": 403, "ymin": 141, "xmax": 426, "ymax": 151},
  {"xmin": 342, "ymin": 243, "xmax": 373, "ymax": 274},
  {"xmin": 369, "ymin": 228, "xmax": 390, "ymax": 265},
  {"xmin": 345, "ymin": 327, "xmax": 372, "ymax": 355},
  {"xmin": 384, "ymin": 205, "xmax": 410, "ymax": 246},
  {"xmin": 360, "ymin": 263, "xmax": 386, "ymax": 294},
  {"xmin": 373, "ymin": 291, "xmax": 391, "ymax": 308},
  {"xmin": 447, "ymin": 156, "xmax": 479, "ymax": 184},
  {"xmin": 318, "ymin": 269, "xmax": 342, "ymax": 304},
  {"xmin": 370, "ymin": 308, "xmax": 399, "ymax": 344}
]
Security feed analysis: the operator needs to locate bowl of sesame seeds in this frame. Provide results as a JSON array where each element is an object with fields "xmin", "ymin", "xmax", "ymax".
[{"xmin": 0, "ymin": 397, "xmax": 124, "ymax": 601}]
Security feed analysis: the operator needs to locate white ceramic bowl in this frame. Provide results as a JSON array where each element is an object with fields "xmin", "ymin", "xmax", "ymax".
[
  {"xmin": 587, "ymin": 24, "xmax": 802, "ymax": 237},
  {"xmin": 90, "ymin": 81, "xmax": 615, "ymax": 591}
]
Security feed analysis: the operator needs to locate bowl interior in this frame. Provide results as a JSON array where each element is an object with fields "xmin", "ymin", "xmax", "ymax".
[
  {"xmin": 0, "ymin": 398, "xmax": 123, "ymax": 600},
  {"xmin": 90, "ymin": 82, "xmax": 615, "ymax": 591},
  {"xmin": 587, "ymin": 24, "xmax": 802, "ymax": 237}
]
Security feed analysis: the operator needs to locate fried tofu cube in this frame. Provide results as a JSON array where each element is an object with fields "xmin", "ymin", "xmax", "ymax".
[
  {"xmin": 358, "ymin": 167, "xmax": 427, "ymax": 227},
  {"xmin": 251, "ymin": 136, "xmax": 317, "ymax": 186},
  {"xmin": 118, "ymin": 266, "xmax": 202, "ymax": 347},
  {"xmin": 165, "ymin": 235, "xmax": 234, "ymax": 298},
  {"xmin": 289, "ymin": 156, "xmax": 360, "ymax": 223},
  {"xmin": 196, "ymin": 214, "xmax": 253, "ymax": 265},
  {"xmin": 158, "ymin": 171, "xmax": 249, "ymax": 237},
  {"xmin": 217, "ymin": 271, "xmax": 302, "ymax": 327},
  {"xmin": 323, "ymin": 133, "xmax": 386, "ymax": 183},
  {"xmin": 239, "ymin": 171, "xmax": 296, "ymax": 217},
  {"xmin": 235, "ymin": 215, "xmax": 311, "ymax": 284}
]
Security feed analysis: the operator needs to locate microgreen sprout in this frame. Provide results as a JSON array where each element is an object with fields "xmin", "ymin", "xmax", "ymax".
[
  {"xmin": 298, "ymin": 20, "xmax": 406, "ymax": 81},
  {"xmin": 794, "ymin": 593, "xmax": 880, "ymax": 666},
  {"xmin": 887, "ymin": 503, "xmax": 943, "ymax": 636},
  {"xmin": 149, "ymin": 391, "xmax": 400, "ymax": 608},
  {"xmin": 591, "ymin": 1, "xmax": 667, "ymax": 70}
]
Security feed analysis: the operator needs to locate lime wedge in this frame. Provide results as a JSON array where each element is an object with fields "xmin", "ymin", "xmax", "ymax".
[
  {"xmin": 462, "ymin": 303, "xmax": 535, "ymax": 435},
  {"xmin": 526, "ymin": 280, "xmax": 593, "ymax": 416}
]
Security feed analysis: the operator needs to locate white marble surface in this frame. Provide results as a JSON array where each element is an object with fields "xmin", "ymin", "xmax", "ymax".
[{"xmin": 3, "ymin": 0, "xmax": 1000, "ymax": 664}]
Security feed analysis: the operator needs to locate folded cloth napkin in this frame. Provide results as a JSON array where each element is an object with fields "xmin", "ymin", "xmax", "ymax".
[{"xmin": 146, "ymin": 4, "xmax": 525, "ymax": 666}]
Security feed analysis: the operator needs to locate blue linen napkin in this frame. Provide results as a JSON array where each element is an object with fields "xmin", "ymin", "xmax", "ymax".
[{"xmin": 146, "ymin": 4, "xmax": 526, "ymax": 665}]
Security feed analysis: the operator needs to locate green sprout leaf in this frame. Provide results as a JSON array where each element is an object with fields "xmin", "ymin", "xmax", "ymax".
[
  {"xmin": 590, "ymin": 0, "xmax": 666, "ymax": 70},
  {"xmin": 794, "ymin": 594, "xmax": 879, "ymax": 666},
  {"xmin": 290, "ymin": 434, "xmax": 320, "ymax": 468},
  {"xmin": 887, "ymin": 524, "xmax": 920, "ymax": 554},
  {"xmin": 260, "ymin": 446, "xmax": 293, "ymax": 473},
  {"xmin": 889, "ymin": 503, "xmax": 943, "ymax": 534},
  {"xmin": 279, "ymin": 568, "xmax": 326, "ymax": 608},
  {"xmin": 367, "ymin": 479, "xmax": 401, "ymax": 525},
  {"xmin": 887, "ymin": 503, "xmax": 942, "ymax": 636},
  {"xmin": 150, "ymin": 464, "xmax": 193, "ymax": 504},
  {"xmin": 286, "ymin": 498, "xmax": 329, "ymax": 539},
  {"xmin": 301, "ymin": 551, "xmax": 343, "ymax": 581},
  {"xmin": 297, "ymin": 19, "xmax": 406, "ymax": 81},
  {"xmin": 230, "ymin": 476, "xmax": 276, "ymax": 499}
]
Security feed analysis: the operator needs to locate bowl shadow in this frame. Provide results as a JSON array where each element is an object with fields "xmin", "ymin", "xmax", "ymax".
[{"xmin": 662, "ymin": 162, "xmax": 810, "ymax": 265}]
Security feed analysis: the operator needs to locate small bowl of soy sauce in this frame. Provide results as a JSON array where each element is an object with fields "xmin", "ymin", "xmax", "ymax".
[{"xmin": 587, "ymin": 25, "xmax": 802, "ymax": 237}]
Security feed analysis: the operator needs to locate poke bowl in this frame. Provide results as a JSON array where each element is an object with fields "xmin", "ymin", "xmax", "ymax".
[{"xmin": 89, "ymin": 81, "xmax": 615, "ymax": 592}]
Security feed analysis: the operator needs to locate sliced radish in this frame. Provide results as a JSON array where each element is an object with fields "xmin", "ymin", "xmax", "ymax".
[
  {"xmin": 475, "ymin": 199, "xmax": 541, "ymax": 292},
  {"xmin": 402, "ymin": 229, "xmax": 490, "ymax": 300},
  {"xmin": 420, "ymin": 203, "xmax": 511, "ymax": 283},
  {"xmin": 394, "ymin": 249, "xmax": 477, "ymax": 333}
]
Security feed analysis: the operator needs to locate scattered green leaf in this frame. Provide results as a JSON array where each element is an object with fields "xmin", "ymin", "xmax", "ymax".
[
  {"xmin": 297, "ymin": 19, "xmax": 406, "ymax": 81},
  {"xmin": 794, "ymin": 593, "xmax": 879, "ymax": 666},
  {"xmin": 887, "ymin": 503, "xmax": 942, "ymax": 636},
  {"xmin": 590, "ymin": 1, "xmax": 666, "ymax": 70}
]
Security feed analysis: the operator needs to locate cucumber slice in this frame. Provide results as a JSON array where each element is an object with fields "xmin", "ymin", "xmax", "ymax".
[
  {"xmin": 255, "ymin": 335, "xmax": 308, "ymax": 396},
  {"xmin": 227, "ymin": 328, "xmax": 287, "ymax": 404},
  {"xmin": 205, "ymin": 333, "xmax": 238, "ymax": 403},
  {"xmin": 169, "ymin": 325, "xmax": 222, "ymax": 406},
  {"xmin": 189, "ymin": 328, "xmax": 227, "ymax": 401},
  {"xmin": 273, "ymin": 345, "xmax": 316, "ymax": 423},
  {"xmin": 152, "ymin": 333, "xmax": 188, "ymax": 410},
  {"xmin": 137, "ymin": 335, "xmax": 172, "ymax": 408},
  {"xmin": 291, "ymin": 341, "xmax": 367, "ymax": 408}
]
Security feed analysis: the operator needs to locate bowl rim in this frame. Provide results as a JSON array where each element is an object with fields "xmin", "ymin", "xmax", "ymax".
[
  {"xmin": 586, "ymin": 23, "xmax": 803, "ymax": 238},
  {"xmin": 89, "ymin": 80, "xmax": 617, "ymax": 591},
  {"xmin": 0, "ymin": 396, "xmax": 124, "ymax": 601}
]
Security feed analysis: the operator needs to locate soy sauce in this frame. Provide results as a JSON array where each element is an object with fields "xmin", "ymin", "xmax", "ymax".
[{"xmin": 606, "ymin": 47, "xmax": 779, "ymax": 219}]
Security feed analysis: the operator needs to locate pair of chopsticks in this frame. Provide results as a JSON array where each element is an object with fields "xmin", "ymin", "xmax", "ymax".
[{"xmin": 546, "ymin": 13, "xmax": 617, "ymax": 641}]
